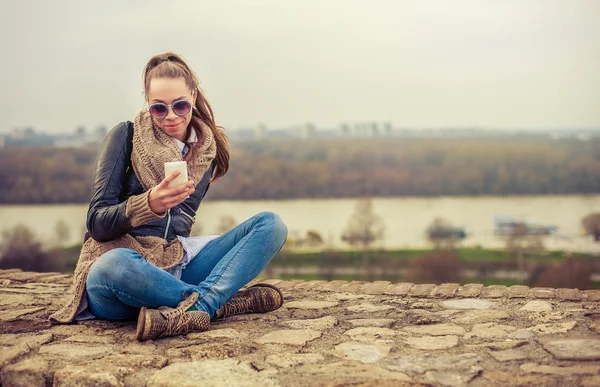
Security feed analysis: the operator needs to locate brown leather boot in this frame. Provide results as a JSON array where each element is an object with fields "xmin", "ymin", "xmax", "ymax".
[
  {"xmin": 213, "ymin": 284, "xmax": 284, "ymax": 320},
  {"xmin": 136, "ymin": 292, "xmax": 210, "ymax": 341}
]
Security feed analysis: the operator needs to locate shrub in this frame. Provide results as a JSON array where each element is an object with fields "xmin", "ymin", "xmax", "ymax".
[
  {"xmin": 406, "ymin": 251, "xmax": 463, "ymax": 284},
  {"xmin": 0, "ymin": 224, "xmax": 64, "ymax": 272},
  {"xmin": 529, "ymin": 257, "xmax": 591, "ymax": 289}
]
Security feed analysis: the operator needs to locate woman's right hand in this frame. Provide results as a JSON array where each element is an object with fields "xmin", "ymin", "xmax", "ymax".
[{"xmin": 148, "ymin": 171, "xmax": 195, "ymax": 214}]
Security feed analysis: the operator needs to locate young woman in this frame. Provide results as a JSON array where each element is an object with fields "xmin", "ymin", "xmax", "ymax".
[{"xmin": 49, "ymin": 52, "xmax": 288, "ymax": 341}]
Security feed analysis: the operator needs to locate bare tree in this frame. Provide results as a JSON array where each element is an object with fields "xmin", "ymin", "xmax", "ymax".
[
  {"xmin": 505, "ymin": 224, "xmax": 545, "ymax": 284},
  {"xmin": 582, "ymin": 213, "xmax": 600, "ymax": 242},
  {"xmin": 54, "ymin": 219, "xmax": 70, "ymax": 246},
  {"xmin": 406, "ymin": 251, "xmax": 463, "ymax": 284},
  {"xmin": 0, "ymin": 224, "xmax": 63, "ymax": 272},
  {"xmin": 530, "ymin": 256, "xmax": 591, "ymax": 289},
  {"xmin": 189, "ymin": 222, "xmax": 204, "ymax": 237},
  {"xmin": 305, "ymin": 230, "xmax": 324, "ymax": 247},
  {"xmin": 425, "ymin": 217, "xmax": 465, "ymax": 250},
  {"xmin": 216, "ymin": 215, "xmax": 237, "ymax": 235},
  {"xmin": 341, "ymin": 198, "xmax": 386, "ymax": 265}
]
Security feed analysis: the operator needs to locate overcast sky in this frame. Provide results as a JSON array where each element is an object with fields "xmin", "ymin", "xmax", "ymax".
[{"xmin": 1, "ymin": 0, "xmax": 598, "ymax": 133}]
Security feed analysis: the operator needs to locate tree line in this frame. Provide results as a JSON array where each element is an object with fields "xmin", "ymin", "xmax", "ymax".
[{"xmin": 1, "ymin": 136, "xmax": 599, "ymax": 204}]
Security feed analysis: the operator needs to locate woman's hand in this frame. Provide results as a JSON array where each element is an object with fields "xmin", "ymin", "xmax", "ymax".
[{"xmin": 148, "ymin": 171, "xmax": 195, "ymax": 214}]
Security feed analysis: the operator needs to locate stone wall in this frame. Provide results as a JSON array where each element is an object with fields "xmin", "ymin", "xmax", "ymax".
[{"xmin": 1, "ymin": 269, "xmax": 600, "ymax": 386}]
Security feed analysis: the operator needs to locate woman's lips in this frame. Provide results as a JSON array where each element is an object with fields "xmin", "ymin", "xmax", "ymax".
[{"xmin": 165, "ymin": 123, "xmax": 180, "ymax": 129}]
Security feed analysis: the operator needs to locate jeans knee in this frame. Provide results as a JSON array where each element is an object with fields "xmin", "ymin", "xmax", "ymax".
[
  {"xmin": 87, "ymin": 248, "xmax": 139, "ymax": 287},
  {"xmin": 257, "ymin": 211, "xmax": 288, "ymax": 245}
]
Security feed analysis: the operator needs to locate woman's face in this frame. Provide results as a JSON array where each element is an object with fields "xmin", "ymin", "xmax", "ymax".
[{"xmin": 147, "ymin": 77, "xmax": 195, "ymax": 142}]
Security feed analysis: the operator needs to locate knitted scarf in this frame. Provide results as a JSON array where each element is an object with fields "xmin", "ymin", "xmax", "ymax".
[
  {"xmin": 49, "ymin": 111, "xmax": 216, "ymax": 324},
  {"xmin": 132, "ymin": 110, "xmax": 217, "ymax": 190}
]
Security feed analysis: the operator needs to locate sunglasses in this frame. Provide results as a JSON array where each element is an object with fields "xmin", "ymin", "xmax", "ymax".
[{"xmin": 148, "ymin": 100, "xmax": 193, "ymax": 119}]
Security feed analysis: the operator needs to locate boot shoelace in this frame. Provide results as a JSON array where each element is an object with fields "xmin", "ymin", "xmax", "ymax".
[
  {"xmin": 227, "ymin": 294, "xmax": 252, "ymax": 315},
  {"xmin": 161, "ymin": 308, "xmax": 191, "ymax": 337}
]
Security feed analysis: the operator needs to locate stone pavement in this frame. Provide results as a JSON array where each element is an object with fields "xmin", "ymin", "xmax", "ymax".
[{"xmin": 1, "ymin": 269, "xmax": 600, "ymax": 386}]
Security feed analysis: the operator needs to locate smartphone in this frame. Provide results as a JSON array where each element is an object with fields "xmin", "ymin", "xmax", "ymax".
[{"xmin": 164, "ymin": 161, "xmax": 188, "ymax": 189}]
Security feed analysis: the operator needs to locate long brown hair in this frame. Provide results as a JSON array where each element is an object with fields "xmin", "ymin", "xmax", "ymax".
[{"xmin": 142, "ymin": 52, "xmax": 229, "ymax": 181}]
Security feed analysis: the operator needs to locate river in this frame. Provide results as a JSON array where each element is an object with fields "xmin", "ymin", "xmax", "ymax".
[{"xmin": 1, "ymin": 195, "xmax": 599, "ymax": 253}]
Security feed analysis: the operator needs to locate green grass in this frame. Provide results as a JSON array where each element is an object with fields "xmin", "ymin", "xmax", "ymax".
[
  {"xmin": 60, "ymin": 244, "xmax": 594, "ymax": 280},
  {"xmin": 274, "ymin": 247, "xmax": 578, "ymax": 267},
  {"xmin": 56, "ymin": 244, "xmax": 83, "ymax": 273},
  {"xmin": 59, "ymin": 244, "xmax": 599, "ymax": 289},
  {"xmin": 458, "ymin": 248, "xmax": 505, "ymax": 262},
  {"xmin": 62, "ymin": 244, "xmax": 579, "ymax": 267}
]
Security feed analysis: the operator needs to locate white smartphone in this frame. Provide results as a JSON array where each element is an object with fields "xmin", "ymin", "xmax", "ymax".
[{"xmin": 164, "ymin": 161, "xmax": 188, "ymax": 189}]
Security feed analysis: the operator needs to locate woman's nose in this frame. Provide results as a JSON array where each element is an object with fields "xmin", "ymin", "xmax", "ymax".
[{"xmin": 165, "ymin": 106, "xmax": 177, "ymax": 119}]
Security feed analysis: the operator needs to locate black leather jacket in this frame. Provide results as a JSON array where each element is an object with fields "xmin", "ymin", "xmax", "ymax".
[{"xmin": 86, "ymin": 122, "xmax": 214, "ymax": 243}]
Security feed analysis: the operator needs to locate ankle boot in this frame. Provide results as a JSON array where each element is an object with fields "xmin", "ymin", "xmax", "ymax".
[
  {"xmin": 213, "ymin": 284, "xmax": 284, "ymax": 320},
  {"xmin": 136, "ymin": 292, "xmax": 210, "ymax": 341}
]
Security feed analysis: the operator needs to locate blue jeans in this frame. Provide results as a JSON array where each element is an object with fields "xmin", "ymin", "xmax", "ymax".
[{"xmin": 86, "ymin": 211, "xmax": 287, "ymax": 320}]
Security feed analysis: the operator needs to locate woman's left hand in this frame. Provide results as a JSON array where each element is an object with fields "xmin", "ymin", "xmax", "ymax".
[{"xmin": 148, "ymin": 171, "xmax": 195, "ymax": 214}]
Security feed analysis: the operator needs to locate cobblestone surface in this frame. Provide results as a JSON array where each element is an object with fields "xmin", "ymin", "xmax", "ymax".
[{"xmin": 1, "ymin": 268, "xmax": 600, "ymax": 386}]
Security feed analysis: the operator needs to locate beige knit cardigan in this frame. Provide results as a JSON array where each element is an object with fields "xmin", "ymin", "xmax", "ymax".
[{"xmin": 49, "ymin": 192, "xmax": 184, "ymax": 323}]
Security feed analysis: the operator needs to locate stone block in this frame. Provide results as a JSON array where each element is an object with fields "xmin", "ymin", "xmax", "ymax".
[
  {"xmin": 276, "ymin": 280, "xmax": 305, "ymax": 290},
  {"xmin": 3, "ymin": 271, "xmax": 60, "ymax": 282},
  {"xmin": 339, "ymin": 281, "xmax": 368, "ymax": 292},
  {"xmin": 541, "ymin": 337, "xmax": 600, "ymax": 361},
  {"xmin": 507, "ymin": 285, "xmax": 529, "ymax": 298},
  {"xmin": 464, "ymin": 323, "xmax": 516, "ymax": 341},
  {"xmin": 431, "ymin": 283, "xmax": 459, "ymax": 298},
  {"xmin": 480, "ymin": 285, "xmax": 507, "ymax": 298},
  {"xmin": 318, "ymin": 280, "xmax": 348, "ymax": 292},
  {"xmin": 255, "ymin": 329, "xmax": 321, "ymax": 346},
  {"xmin": 294, "ymin": 280, "xmax": 328, "ymax": 290},
  {"xmin": 403, "ymin": 323, "xmax": 465, "ymax": 336},
  {"xmin": 0, "ymin": 269, "xmax": 22, "ymax": 277},
  {"xmin": 0, "ymin": 357, "xmax": 50, "ymax": 387},
  {"xmin": 265, "ymin": 353, "xmax": 324, "ymax": 368},
  {"xmin": 410, "ymin": 284, "xmax": 436, "ymax": 298},
  {"xmin": 387, "ymin": 353, "xmax": 482, "ymax": 386},
  {"xmin": 520, "ymin": 363, "xmax": 600, "ymax": 375},
  {"xmin": 557, "ymin": 288, "xmax": 583, "ymax": 301},
  {"xmin": 584, "ymin": 290, "xmax": 600, "ymax": 301},
  {"xmin": 334, "ymin": 341, "xmax": 391, "ymax": 364},
  {"xmin": 384, "ymin": 282, "xmax": 414, "ymax": 296},
  {"xmin": 348, "ymin": 319, "xmax": 395, "ymax": 328},
  {"xmin": 452, "ymin": 309, "xmax": 508, "ymax": 324},
  {"xmin": 520, "ymin": 300, "xmax": 552, "ymax": 312},
  {"xmin": 441, "ymin": 298, "xmax": 497, "ymax": 310},
  {"xmin": 0, "ymin": 307, "xmax": 45, "ymax": 322},
  {"xmin": 0, "ymin": 344, "xmax": 30, "ymax": 368},
  {"xmin": 282, "ymin": 316, "xmax": 338, "ymax": 331},
  {"xmin": 404, "ymin": 335, "xmax": 459, "ymax": 350},
  {"xmin": 488, "ymin": 348, "xmax": 529, "ymax": 362},
  {"xmin": 346, "ymin": 303, "xmax": 394, "ymax": 313},
  {"xmin": 456, "ymin": 283, "xmax": 483, "ymax": 298},
  {"xmin": 360, "ymin": 281, "xmax": 392, "ymax": 295},
  {"xmin": 38, "ymin": 274, "xmax": 72, "ymax": 284},
  {"xmin": 529, "ymin": 287, "xmax": 555, "ymax": 299},
  {"xmin": 286, "ymin": 300, "xmax": 339, "ymax": 309}
]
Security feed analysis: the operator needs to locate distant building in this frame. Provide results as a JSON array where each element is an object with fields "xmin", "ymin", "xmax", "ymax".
[
  {"xmin": 3, "ymin": 128, "xmax": 54, "ymax": 147},
  {"xmin": 351, "ymin": 122, "xmax": 380, "ymax": 137},
  {"xmin": 382, "ymin": 122, "xmax": 393, "ymax": 136},
  {"xmin": 1, "ymin": 125, "xmax": 108, "ymax": 148},
  {"xmin": 301, "ymin": 123, "xmax": 316, "ymax": 139},
  {"xmin": 255, "ymin": 123, "xmax": 267, "ymax": 139},
  {"xmin": 339, "ymin": 123, "xmax": 351, "ymax": 137}
]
